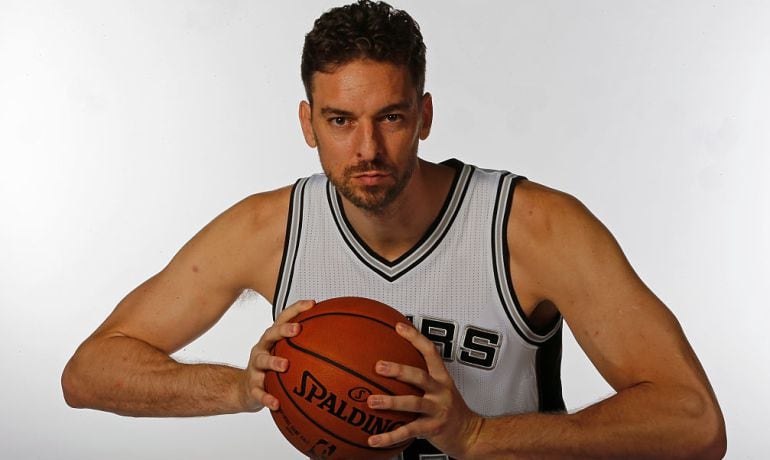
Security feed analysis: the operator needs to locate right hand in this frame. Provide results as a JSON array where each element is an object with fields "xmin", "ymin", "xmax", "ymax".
[{"xmin": 239, "ymin": 299, "xmax": 315, "ymax": 412}]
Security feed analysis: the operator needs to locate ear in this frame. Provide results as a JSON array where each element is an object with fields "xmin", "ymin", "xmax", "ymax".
[
  {"xmin": 419, "ymin": 92, "xmax": 433, "ymax": 140},
  {"xmin": 299, "ymin": 101, "xmax": 317, "ymax": 148}
]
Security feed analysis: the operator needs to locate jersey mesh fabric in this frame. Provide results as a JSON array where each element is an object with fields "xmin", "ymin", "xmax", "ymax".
[{"xmin": 272, "ymin": 160, "xmax": 563, "ymax": 459}]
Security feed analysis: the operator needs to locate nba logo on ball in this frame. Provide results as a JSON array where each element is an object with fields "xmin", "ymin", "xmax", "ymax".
[
  {"xmin": 309, "ymin": 439, "xmax": 336, "ymax": 459},
  {"xmin": 264, "ymin": 297, "xmax": 428, "ymax": 460}
]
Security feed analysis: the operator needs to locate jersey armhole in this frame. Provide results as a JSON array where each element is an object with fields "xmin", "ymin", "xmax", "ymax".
[
  {"xmin": 271, "ymin": 177, "xmax": 308, "ymax": 320},
  {"xmin": 491, "ymin": 173, "xmax": 563, "ymax": 346}
]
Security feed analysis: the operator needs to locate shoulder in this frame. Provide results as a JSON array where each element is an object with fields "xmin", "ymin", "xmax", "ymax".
[
  {"xmin": 507, "ymin": 180, "xmax": 624, "ymax": 297},
  {"xmin": 232, "ymin": 185, "xmax": 294, "ymax": 229},
  {"xmin": 176, "ymin": 184, "xmax": 296, "ymax": 298},
  {"xmin": 508, "ymin": 179, "xmax": 603, "ymax": 246},
  {"xmin": 196, "ymin": 184, "xmax": 293, "ymax": 243}
]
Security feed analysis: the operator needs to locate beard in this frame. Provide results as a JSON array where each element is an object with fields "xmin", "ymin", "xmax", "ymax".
[{"xmin": 323, "ymin": 154, "xmax": 417, "ymax": 214}]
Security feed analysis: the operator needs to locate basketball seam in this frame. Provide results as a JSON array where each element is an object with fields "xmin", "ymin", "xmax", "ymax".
[
  {"xmin": 298, "ymin": 311, "xmax": 396, "ymax": 330},
  {"xmin": 283, "ymin": 338, "xmax": 396, "ymax": 396}
]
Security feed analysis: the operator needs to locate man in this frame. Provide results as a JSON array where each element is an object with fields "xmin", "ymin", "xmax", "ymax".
[{"xmin": 62, "ymin": 1, "xmax": 726, "ymax": 458}]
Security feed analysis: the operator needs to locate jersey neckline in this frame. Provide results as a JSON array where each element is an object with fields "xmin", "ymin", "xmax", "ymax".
[{"xmin": 326, "ymin": 158, "xmax": 474, "ymax": 282}]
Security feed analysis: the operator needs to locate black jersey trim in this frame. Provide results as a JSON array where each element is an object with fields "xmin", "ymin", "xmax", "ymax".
[
  {"xmin": 271, "ymin": 180, "xmax": 299, "ymax": 317},
  {"xmin": 327, "ymin": 159, "xmax": 474, "ymax": 282},
  {"xmin": 491, "ymin": 173, "xmax": 562, "ymax": 345},
  {"xmin": 272, "ymin": 177, "xmax": 308, "ymax": 319},
  {"xmin": 401, "ymin": 439, "xmax": 449, "ymax": 459},
  {"xmin": 536, "ymin": 324, "xmax": 566, "ymax": 413},
  {"xmin": 338, "ymin": 159, "xmax": 463, "ymax": 268}
]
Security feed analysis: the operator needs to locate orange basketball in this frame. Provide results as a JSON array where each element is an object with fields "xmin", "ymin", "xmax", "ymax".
[{"xmin": 264, "ymin": 297, "xmax": 427, "ymax": 460}]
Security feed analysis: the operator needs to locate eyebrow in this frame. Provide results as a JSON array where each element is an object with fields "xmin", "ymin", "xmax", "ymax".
[
  {"xmin": 376, "ymin": 100, "xmax": 413, "ymax": 115},
  {"xmin": 319, "ymin": 107, "xmax": 355, "ymax": 117},
  {"xmin": 319, "ymin": 100, "xmax": 413, "ymax": 117}
]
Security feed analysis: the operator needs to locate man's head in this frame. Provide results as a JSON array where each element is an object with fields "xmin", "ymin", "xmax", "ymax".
[
  {"xmin": 299, "ymin": 1, "xmax": 432, "ymax": 215},
  {"xmin": 301, "ymin": 0, "xmax": 426, "ymax": 104}
]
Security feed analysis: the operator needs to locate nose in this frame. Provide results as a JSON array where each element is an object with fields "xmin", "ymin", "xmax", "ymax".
[{"xmin": 356, "ymin": 120, "xmax": 381, "ymax": 160}]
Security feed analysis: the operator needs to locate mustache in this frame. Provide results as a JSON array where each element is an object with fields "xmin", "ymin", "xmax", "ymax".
[{"xmin": 344, "ymin": 159, "xmax": 396, "ymax": 176}]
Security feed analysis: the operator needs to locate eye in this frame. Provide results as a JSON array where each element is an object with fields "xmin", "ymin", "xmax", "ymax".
[
  {"xmin": 330, "ymin": 117, "xmax": 347, "ymax": 126},
  {"xmin": 384, "ymin": 114, "xmax": 402, "ymax": 122}
]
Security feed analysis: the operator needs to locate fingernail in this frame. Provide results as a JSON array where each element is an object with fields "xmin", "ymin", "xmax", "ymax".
[
  {"xmin": 396, "ymin": 322, "xmax": 408, "ymax": 333},
  {"xmin": 368, "ymin": 395, "xmax": 384, "ymax": 408},
  {"xmin": 277, "ymin": 358, "xmax": 288, "ymax": 371},
  {"xmin": 369, "ymin": 436, "xmax": 381, "ymax": 447},
  {"xmin": 376, "ymin": 361, "xmax": 390, "ymax": 373},
  {"xmin": 289, "ymin": 324, "xmax": 299, "ymax": 334}
]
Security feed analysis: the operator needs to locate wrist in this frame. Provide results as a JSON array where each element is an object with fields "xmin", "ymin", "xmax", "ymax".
[{"xmin": 460, "ymin": 414, "xmax": 486, "ymax": 459}]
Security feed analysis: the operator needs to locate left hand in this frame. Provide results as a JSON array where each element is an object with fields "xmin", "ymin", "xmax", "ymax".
[{"xmin": 366, "ymin": 321, "xmax": 484, "ymax": 458}]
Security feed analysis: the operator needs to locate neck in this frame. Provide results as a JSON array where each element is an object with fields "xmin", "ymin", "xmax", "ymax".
[{"xmin": 340, "ymin": 159, "xmax": 455, "ymax": 262}]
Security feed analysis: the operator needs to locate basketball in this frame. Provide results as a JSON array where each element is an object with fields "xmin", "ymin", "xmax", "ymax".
[{"xmin": 264, "ymin": 297, "xmax": 427, "ymax": 460}]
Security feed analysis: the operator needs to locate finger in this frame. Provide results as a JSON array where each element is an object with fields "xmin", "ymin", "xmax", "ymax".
[
  {"xmin": 275, "ymin": 299, "xmax": 316, "ymax": 324},
  {"xmin": 367, "ymin": 394, "xmax": 437, "ymax": 415},
  {"xmin": 241, "ymin": 367, "xmax": 281, "ymax": 411},
  {"xmin": 395, "ymin": 322, "xmax": 449, "ymax": 377},
  {"xmin": 250, "ymin": 351, "xmax": 289, "ymax": 372},
  {"xmin": 254, "ymin": 321, "xmax": 301, "ymax": 352},
  {"xmin": 258, "ymin": 299, "xmax": 315, "ymax": 346},
  {"xmin": 262, "ymin": 393, "xmax": 280, "ymax": 411},
  {"xmin": 374, "ymin": 360, "xmax": 439, "ymax": 392},
  {"xmin": 368, "ymin": 420, "xmax": 431, "ymax": 448},
  {"xmin": 247, "ymin": 384, "xmax": 281, "ymax": 411}
]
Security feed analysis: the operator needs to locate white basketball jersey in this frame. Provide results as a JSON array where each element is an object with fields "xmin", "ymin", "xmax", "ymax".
[{"xmin": 272, "ymin": 159, "xmax": 564, "ymax": 459}]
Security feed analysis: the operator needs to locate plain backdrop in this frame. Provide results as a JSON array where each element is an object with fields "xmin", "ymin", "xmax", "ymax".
[{"xmin": 1, "ymin": 0, "xmax": 768, "ymax": 458}]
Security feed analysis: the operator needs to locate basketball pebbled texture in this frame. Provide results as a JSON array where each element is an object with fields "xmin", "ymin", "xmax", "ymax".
[{"xmin": 264, "ymin": 297, "xmax": 427, "ymax": 460}]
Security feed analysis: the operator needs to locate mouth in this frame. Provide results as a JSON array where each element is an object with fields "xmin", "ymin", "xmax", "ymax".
[
  {"xmin": 351, "ymin": 171, "xmax": 392, "ymax": 185},
  {"xmin": 352, "ymin": 171, "xmax": 390, "ymax": 178}
]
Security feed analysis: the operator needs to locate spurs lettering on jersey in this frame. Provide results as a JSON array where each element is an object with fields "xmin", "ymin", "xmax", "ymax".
[{"xmin": 405, "ymin": 315, "xmax": 501, "ymax": 370}]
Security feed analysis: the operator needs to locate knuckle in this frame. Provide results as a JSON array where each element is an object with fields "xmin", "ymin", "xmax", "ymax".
[
  {"xmin": 388, "ymin": 362, "xmax": 403, "ymax": 377},
  {"xmin": 423, "ymin": 342, "xmax": 441, "ymax": 357},
  {"xmin": 414, "ymin": 396, "xmax": 428, "ymax": 412},
  {"xmin": 253, "ymin": 352, "xmax": 270, "ymax": 369},
  {"xmin": 248, "ymin": 369, "xmax": 262, "ymax": 384},
  {"xmin": 425, "ymin": 421, "xmax": 442, "ymax": 437},
  {"xmin": 275, "ymin": 310, "xmax": 291, "ymax": 323},
  {"xmin": 436, "ymin": 407, "xmax": 451, "ymax": 424},
  {"xmin": 399, "ymin": 424, "xmax": 417, "ymax": 439},
  {"xmin": 250, "ymin": 342, "xmax": 263, "ymax": 356},
  {"xmin": 413, "ymin": 370, "xmax": 430, "ymax": 387}
]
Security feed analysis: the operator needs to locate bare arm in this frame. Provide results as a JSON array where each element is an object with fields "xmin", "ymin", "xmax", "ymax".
[
  {"xmin": 470, "ymin": 182, "xmax": 726, "ymax": 458},
  {"xmin": 61, "ymin": 187, "xmax": 301, "ymax": 417},
  {"xmin": 369, "ymin": 182, "xmax": 726, "ymax": 458}
]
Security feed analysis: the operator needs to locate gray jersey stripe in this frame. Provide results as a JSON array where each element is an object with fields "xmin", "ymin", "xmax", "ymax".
[{"xmin": 493, "ymin": 174, "xmax": 562, "ymax": 344}]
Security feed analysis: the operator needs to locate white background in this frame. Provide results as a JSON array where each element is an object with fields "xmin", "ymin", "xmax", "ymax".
[{"xmin": 1, "ymin": 0, "xmax": 768, "ymax": 458}]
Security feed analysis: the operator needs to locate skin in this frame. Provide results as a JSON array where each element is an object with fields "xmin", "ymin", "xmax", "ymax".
[
  {"xmin": 61, "ymin": 59, "xmax": 726, "ymax": 458},
  {"xmin": 298, "ymin": 59, "xmax": 451, "ymax": 260},
  {"xmin": 367, "ymin": 182, "xmax": 727, "ymax": 459}
]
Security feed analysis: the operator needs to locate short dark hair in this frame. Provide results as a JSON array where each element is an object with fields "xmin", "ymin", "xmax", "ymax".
[{"xmin": 301, "ymin": 0, "xmax": 426, "ymax": 103}]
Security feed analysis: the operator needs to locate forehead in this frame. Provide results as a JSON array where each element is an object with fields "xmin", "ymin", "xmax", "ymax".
[{"xmin": 310, "ymin": 60, "xmax": 416, "ymax": 110}]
